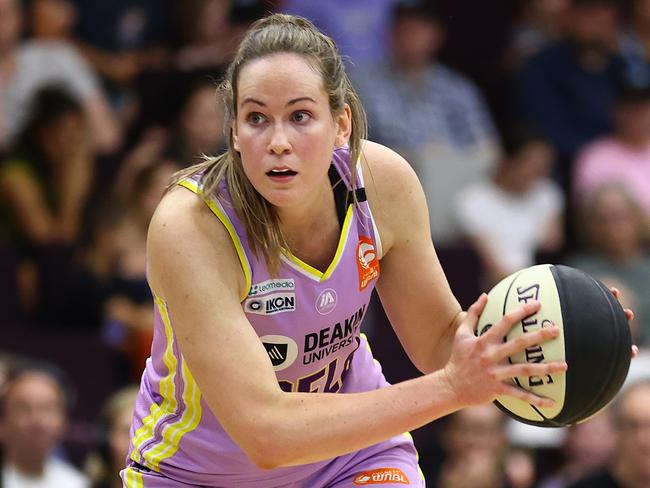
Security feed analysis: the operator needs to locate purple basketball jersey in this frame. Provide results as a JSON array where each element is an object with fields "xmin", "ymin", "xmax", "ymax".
[{"xmin": 126, "ymin": 147, "xmax": 418, "ymax": 486}]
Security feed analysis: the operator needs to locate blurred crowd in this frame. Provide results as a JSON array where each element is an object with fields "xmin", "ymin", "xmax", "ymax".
[{"xmin": 0, "ymin": 0, "xmax": 649, "ymax": 487}]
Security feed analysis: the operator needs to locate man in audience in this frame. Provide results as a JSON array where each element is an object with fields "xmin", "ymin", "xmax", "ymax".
[{"xmin": 0, "ymin": 361, "xmax": 89, "ymax": 487}]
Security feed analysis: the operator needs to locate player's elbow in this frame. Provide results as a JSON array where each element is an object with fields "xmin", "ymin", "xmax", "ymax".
[{"xmin": 243, "ymin": 433, "xmax": 288, "ymax": 470}]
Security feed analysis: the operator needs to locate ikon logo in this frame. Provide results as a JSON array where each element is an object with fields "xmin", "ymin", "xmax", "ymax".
[
  {"xmin": 259, "ymin": 335, "xmax": 298, "ymax": 371},
  {"xmin": 353, "ymin": 468, "xmax": 410, "ymax": 485},
  {"xmin": 244, "ymin": 293, "xmax": 295, "ymax": 315},
  {"xmin": 315, "ymin": 288, "xmax": 338, "ymax": 315}
]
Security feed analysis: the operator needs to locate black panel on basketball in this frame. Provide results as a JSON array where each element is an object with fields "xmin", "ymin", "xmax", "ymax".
[{"xmin": 550, "ymin": 265, "xmax": 631, "ymax": 425}]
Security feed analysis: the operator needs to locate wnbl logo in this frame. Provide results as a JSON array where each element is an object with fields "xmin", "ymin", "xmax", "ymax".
[{"xmin": 245, "ymin": 293, "xmax": 296, "ymax": 315}]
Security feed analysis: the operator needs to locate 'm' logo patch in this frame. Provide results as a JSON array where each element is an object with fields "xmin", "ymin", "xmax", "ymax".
[
  {"xmin": 356, "ymin": 236, "xmax": 379, "ymax": 291},
  {"xmin": 353, "ymin": 468, "xmax": 410, "ymax": 485},
  {"xmin": 315, "ymin": 288, "xmax": 338, "ymax": 315}
]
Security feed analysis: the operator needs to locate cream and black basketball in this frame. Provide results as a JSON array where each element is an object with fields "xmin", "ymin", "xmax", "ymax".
[{"xmin": 476, "ymin": 264, "xmax": 632, "ymax": 427}]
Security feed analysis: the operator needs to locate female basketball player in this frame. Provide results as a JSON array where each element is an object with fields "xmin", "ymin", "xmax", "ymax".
[{"xmin": 120, "ymin": 14, "xmax": 616, "ymax": 487}]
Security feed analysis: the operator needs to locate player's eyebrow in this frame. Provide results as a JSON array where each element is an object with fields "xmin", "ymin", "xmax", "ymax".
[
  {"xmin": 287, "ymin": 96, "xmax": 316, "ymax": 106},
  {"xmin": 240, "ymin": 96, "xmax": 317, "ymax": 107},
  {"xmin": 241, "ymin": 97, "xmax": 266, "ymax": 107}
]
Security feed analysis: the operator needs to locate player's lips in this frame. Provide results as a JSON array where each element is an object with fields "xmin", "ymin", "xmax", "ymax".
[{"xmin": 266, "ymin": 167, "xmax": 297, "ymax": 180}]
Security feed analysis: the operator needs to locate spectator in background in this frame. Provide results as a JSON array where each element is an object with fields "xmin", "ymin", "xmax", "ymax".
[
  {"xmin": 279, "ymin": 0, "xmax": 398, "ymax": 66},
  {"xmin": 515, "ymin": 0, "xmax": 624, "ymax": 184},
  {"xmin": 567, "ymin": 184, "xmax": 650, "ymax": 345},
  {"xmin": 507, "ymin": 0, "xmax": 571, "ymax": 70},
  {"xmin": 0, "ymin": 361, "xmax": 89, "ymax": 487},
  {"xmin": 26, "ymin": 0, "xmax": 77, "ymax": 41},
  {"xmin": 352, "ymin": 0, "xmax": 500, "ymax": 244},
  {"xmin": 103, "ymin": 160, "xmax": 179, "ymax": 382},
  {"xmin": 0, "ymin": 87, "xmax": 94, "ymax": 321},
  {"xmin": 172, "ymin": 0, "xmax": 241, "ymax": 76},
  {"xmin": 538, "ymin": 412, "xmax": 617, "ymax": 488},
  {"xmin": 85, "ymin": 386, "xmax": 138, "ymax": 488},
  {"xmin": 573, "ymin": 84, "xmax": 650, "ymax": 218},
  {"xmin": 433, "ymin": 404, "xmax": 533, "ymax": 488},
  {"xmin": 619, "ymin": 0, "xmax": 650, "ymax": 88},
  {"xmin": 455, "ymin": 129, "xmax": 564, "ymax": 288},
  {"xmin": 0, "ymin": 0, "xmax": 119, "ymax": 153},
  {"xmin": 70, "ymin": 0, "xmax": 171, "ymax": 127},
  {"xmin": 567, "ymin": 380, "xmax": 650, "ymax": 488}
]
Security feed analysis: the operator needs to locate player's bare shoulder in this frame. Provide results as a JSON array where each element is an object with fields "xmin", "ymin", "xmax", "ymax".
[
  {"xmin": 360, "ymin": 140, "xmax": 429, "ymax": 254},
  {"xmin": 147, "ymin": 186, "xmax": 245, "ymax": 299}
]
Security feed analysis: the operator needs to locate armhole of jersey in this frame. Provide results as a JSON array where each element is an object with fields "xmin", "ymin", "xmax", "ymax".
[
  {"xmin": 355, "ymin": 160, "xmax": 383, "ymax": 260},
  {"xmin": 178, "ymin": 179, "xmax": 252, "ymax": 300}
]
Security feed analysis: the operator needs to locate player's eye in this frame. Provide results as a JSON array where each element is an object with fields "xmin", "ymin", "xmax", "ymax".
[
  {"xmin": 291, "ymin": 111, "xmax": 311, "ymax": 123},
  {"xmin": 247, "ymin": 112, "xmax": 266, "ymax": 125}
]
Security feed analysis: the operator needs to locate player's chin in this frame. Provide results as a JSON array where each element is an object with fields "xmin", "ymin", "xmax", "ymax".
[{"xmin": 260, "ymin": 187, "xmax": 305, "ymax": 208}]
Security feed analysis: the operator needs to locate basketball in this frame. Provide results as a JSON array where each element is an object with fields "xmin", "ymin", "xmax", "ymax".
[{"xmin": 476, "ymin": 264, "xmax": 632, "ymax": 427}]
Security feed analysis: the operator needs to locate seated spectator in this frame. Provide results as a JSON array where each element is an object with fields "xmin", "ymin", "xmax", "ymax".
[
  {"xmin": 567, "ymin": 184, "xmax": 650, "ymax": 345},
  {"xmin": 567, "ymin": 380, "xmax": 650, "ymax": 488},
  {"xmin": 0, "ymin": 0, "xmax": 119, "ymax": 153},
  {"xmin": 507, "ymin": 0, "xmax": 571, "ymax": 70},
  {"xmin": 434, "ymin": 404, "xmax": 533, "ymax": 488},
  {"xmin": 515, "ymin": 0, "xmax": 624, "ymax": 179},
  {"xmin": 172, "ymin": 0, "xmax": 241, "ymax": 76},
  {"xmin": 0, "ymin": 360, "xmax": 89, "ymax": 487},
  {"xmin": 537, "ymin": 412, "xmax": 617, "ymax": 488},
  {"xmin": 455, "ymin": 129, "xmax": 564, "ymax": 288},
  {"xmin": 573, "ymin": 84, "xmax": 650, "ymax": 217},
  {"xmin": 352, "ymin": 0, "xmax": 500, "ymax": 243},
  {"xmin": 0, "ymin": 87, "xmax": 94, "ymax": 321},
  {"xmin": 280, "ymin": 0, "xmax": 398, "ymax": 66},
  {"xmin": 85, "ymin": 386, "xmax": 138, "ymax": 488},
  {"xmin": 619, "ymin": 0, "xmax": 650, "ymax": 87}
]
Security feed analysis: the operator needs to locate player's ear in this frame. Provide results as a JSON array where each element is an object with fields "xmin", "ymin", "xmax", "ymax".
[
  {"xmin": 231, "ymin": 123, "xmax": 240, "ymax": 152},
  {"xmin": 334, "ymin": 104, "xmax": 352, "ymax": 148}
]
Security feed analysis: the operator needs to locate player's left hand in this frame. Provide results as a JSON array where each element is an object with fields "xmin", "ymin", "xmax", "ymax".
[{"xmin": 610, "ymin": 287, "xmax": 638, "ymax": 358}]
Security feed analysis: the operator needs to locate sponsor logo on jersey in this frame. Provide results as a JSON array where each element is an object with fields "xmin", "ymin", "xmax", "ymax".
[
  {"xmin": 244, "ymin": 292, "xmax": 295, "ymax": 315},
  {"xmin": 259, "ymin": 335, "xmax": 298, "ymax": 371},
  {"xmin": 356, "ymin": 236, "xmax": 379, "ymax": 291},
  {"xmin": 248, "ymin": 278, "xmax": 295, "ymax": 297},
  {"xmin": 315, "ymin": 288, "xmax": 338, "ymax": 315},
  {"xmin": 353, "ymin": 468, "xmax": 410, "ymax": 485}
]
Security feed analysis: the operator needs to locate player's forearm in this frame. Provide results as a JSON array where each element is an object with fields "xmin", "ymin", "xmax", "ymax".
[{"xmin": 250, "ymin": 372, "xmax": 460, "ymax": 469}]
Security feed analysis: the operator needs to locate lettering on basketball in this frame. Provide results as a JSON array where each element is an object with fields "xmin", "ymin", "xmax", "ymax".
[
  {"xmin": 356, "ymin": 236, "xmax": 380, "ymax": 291},
  {"xmin": 516, "ymin": 283, "xmax": 554, "ymax": 388},
  {"xmin": 353, "ymin": 468, "xmax": 410, "ymax": 485}
]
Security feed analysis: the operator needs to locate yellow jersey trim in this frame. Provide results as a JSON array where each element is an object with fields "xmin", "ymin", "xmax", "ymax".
[
  {"xmin": 130, "ymin": 295, "xmax": 179, "ymax": 466},
  {"xmin": 280, "ymin": 205, "xmax": 353, "ymax": 282},
  {"xmin": 179, "ymin": 179, "xmax": 252, "ymax": 300}
]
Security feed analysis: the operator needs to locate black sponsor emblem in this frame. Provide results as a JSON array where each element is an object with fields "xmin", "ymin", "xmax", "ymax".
[{"xmin": 263, "ymin": 342, "xmax": 288, "ymax": 367}]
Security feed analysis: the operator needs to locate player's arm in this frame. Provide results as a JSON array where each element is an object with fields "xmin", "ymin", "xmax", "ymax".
[
  {"xmin": 148, "ymin": 186, "xmax": 563, "ymax": 469},
  {"xmin": 362, "ymin": 140, "xmax": 466, "ymax": 373}
]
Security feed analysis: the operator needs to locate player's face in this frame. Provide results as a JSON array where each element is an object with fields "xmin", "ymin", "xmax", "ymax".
[{"xmin": 233, "ymin": 53, "xmax": 351, "ymax": 209}]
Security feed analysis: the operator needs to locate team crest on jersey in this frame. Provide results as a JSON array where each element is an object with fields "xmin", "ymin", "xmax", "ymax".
[
  {"xmin": 356, "ymin": 236, "xmax": 379, "ymax": 291},
  {"xmin": 244, "ymin": 292, "xmax": 296, "ymax": 315},
  {"xmin": 259, "ymin": 335, "xmax": 298, "ymax": 371}
]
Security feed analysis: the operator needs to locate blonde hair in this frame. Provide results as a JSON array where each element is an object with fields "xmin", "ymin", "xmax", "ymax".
[{"xmin": 168, "ymin": 13, "xmax": 367, "ymax": 273}]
